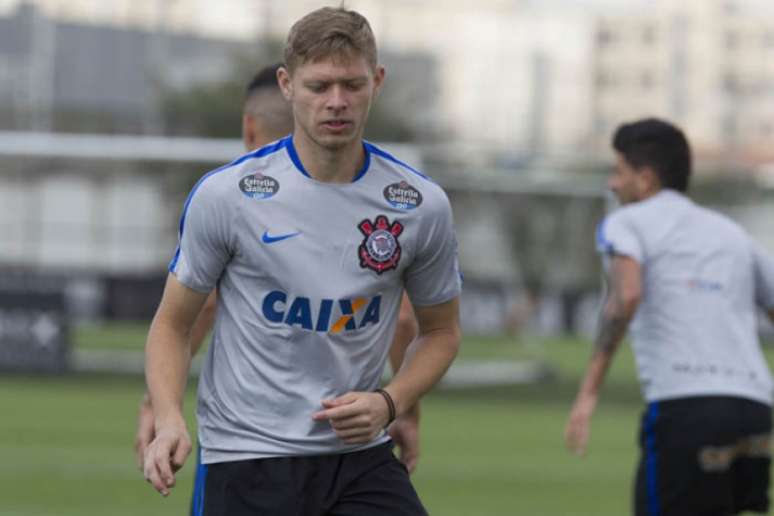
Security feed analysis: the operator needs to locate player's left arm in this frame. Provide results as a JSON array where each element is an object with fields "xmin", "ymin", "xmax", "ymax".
[
  {"xmin": 387, "ymin": 293, "xmax": 421, "ymax": 473},
  {"xmin": 313, "ymin": 296, "xmax": 460, "ymax": 444},
  {"xmin": 384, "ymin": 296, "xmax": 460, "ymax": 415},
  {"xmin": 388, "ymin": 293, "xmax": 419, "ymax": 376},
  {"xmin": 565, "ymin": 255, "xmax": 641, "ymax": 456}
]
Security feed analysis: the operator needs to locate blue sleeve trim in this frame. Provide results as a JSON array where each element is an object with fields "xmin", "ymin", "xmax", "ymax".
[
  {"xmin": 595, "ymin": 218, "xmax": 614, "ymax": 254},
  {"xmin": 174, "ymin": 137, "xmax": 288, "ymax": 254},
  {"xmin": 364, "ymin": 141, "xmax": 434, "ymax": 183},
  {"xmin": 168, "ymin": 246, "xmax": 181, "ymax": 273}
]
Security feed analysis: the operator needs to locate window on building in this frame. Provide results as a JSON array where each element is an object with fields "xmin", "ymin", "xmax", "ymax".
[
  {"xmin": 725, "ymin": 31, "xmax": 740, "ymax": 50},
  {"xmin": 594, "ymin": 116, "xmax": 608, "ymax": 136},
  {"xmin": 642, "ymin": 25, "xmax": 656, "ymax": 46},
  {"xmin": 722, "ymin": 73, "xmax": 739, "ymax": 94},
  {"xmin": 597, "ymin": 28, "xmax": 615, "ymax": 47},
  {"xmin": 723, "ymin": 115, "xmax": 737, "ymax": 138},
  {"xmin": 640, "ymin": 71, "xmax": 654, "ymax": 90},
  {"xmin": 723, "ymin": 1, "xmax": 739, "ymax": 16},
  {"xmin": 596, "ymin": 70, "xmax": 616, "ymax": 89}
]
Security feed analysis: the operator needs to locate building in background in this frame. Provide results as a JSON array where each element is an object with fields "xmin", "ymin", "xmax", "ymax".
[
  {"xmin": 3, "ymin": 0, "xmax": 774, "ymax": 162},
  {"xmin": 0, "ymin": 3, "xmax": 438, "ymax": 138},
  {"xmin": 0, "ymin": 3, "xmax": 247, "ymax": 133},
  {"xmin": 2, "ymin": 0, "xmax": 774, "ymax": 333},
  {"xmin": 593, "ymin": 0, "xmax": 774, "ymax": 165},
  {"xmin": 0, "ymin": 0, "xmax": 596, "ymax": 155},
  {"xmin": 258, "ymin": 0, "xmax": 595, "ymax": 157}
]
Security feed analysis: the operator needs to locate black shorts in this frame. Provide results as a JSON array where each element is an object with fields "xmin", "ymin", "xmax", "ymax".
[
  {"xmin": 191, "ymin": 441, "xmax": 427, "ymax": 516},
  {"xmin": 634, "ymin": 396, "xmax": 772, "ymax": 516}
]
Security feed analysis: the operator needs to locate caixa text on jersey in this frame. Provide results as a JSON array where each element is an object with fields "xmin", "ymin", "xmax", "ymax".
[{"xmin": 262, "ymin": 291, "xmax": 381, "ymax": 333}]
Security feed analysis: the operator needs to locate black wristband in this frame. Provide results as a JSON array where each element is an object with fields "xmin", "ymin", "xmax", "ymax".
[{"xmin": 375, "ymin": 388, "xmax": 396, "ymax": 426}]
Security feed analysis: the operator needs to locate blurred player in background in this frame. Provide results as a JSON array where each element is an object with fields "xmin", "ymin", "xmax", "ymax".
[
  {"xmin": 565, "ymin": 118, "xmax": 774, "ymax": 515},
  {"xmin": 142, "ymin": 6, "xmax": 458, "ymax": 515}
]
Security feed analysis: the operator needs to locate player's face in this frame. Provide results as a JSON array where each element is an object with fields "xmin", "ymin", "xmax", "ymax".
[
  {"xmin": 609, "ymin": 153, "xmax": 648, "ymax": 204},
  {"xmin": 280, "ymin": 54, "xmax": 384, "ymax": 151}
]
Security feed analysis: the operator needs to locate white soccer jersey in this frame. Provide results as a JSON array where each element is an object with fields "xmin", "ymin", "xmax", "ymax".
[
  {"xmin": 169, "ymin": 136, "xmax": 461, "ymax": 464},
  {"xmin": 597, "ymin": 190, "xmax": 774, "ymax": 404}
]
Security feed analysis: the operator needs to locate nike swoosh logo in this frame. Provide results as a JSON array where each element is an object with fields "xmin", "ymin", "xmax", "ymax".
[{"xmin": 261, "ymin": 230, "xmax": 301, "ymax": 244}]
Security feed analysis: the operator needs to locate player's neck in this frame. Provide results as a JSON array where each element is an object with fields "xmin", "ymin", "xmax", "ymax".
[
  {"xmin": 638, "ymin": 185, "xmax": 662, "ymax": 202},
  {"xmin": 292, "ymin": 132, "xmax": 365, "ymax": 184}
]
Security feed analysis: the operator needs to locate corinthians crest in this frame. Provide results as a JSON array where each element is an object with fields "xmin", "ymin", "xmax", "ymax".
[{"xmin": 358, "ymin": 215, "xmax": 403, "ymax": 274}]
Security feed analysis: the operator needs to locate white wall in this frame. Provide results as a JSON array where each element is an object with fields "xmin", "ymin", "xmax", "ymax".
[{"xmin": 0, "ymin": 172, "xmax": 173, "ymax": 272}]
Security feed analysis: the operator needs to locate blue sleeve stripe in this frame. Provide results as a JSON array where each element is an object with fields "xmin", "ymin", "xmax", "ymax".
[
  {"xmin": 364, "ymin": 141, "xmax": 434, "ymax": 183},
  {"xmin": 168, "ymin": 245, "xmax": 181, "ymax": 273},
  {"xmin": 595, "ymin": 219, "xmax": 614, "ymax": 254},
  {"xmin": 173, "ymin": 137, "xmax": 289, "ymax": 259}
]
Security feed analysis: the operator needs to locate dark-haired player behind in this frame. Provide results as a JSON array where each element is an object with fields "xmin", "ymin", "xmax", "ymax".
[{"xmin": 566, "ymin": 118, "xmax": 774, "ymax": 515}]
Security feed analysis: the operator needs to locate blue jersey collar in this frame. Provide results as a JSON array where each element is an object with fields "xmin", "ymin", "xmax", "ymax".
[{"xmin": 285, "ymin": 135, "xmax": 371, "ymax": 183}]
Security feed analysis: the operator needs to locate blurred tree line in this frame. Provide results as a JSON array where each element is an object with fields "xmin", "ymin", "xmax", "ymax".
[
  {"xmin": 5, "ymin": 40, "xmax": 416, "ymax": 142},
  {"xmin": 161, "ymin": 44, "xmax": 415, "ymax": 142}
]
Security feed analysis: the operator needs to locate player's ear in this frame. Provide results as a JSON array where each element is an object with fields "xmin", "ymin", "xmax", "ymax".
[
  {"xmin": 641, "ymin": 166, "xmax": 662, "ymax": 191},
  {"xmin": 372, "ymin": 65, "xmax": 385, "ymax": 98},
  {"xmin": 277, "ymin": 66, "xmax": 293, "ymax": 101},
  {"xmin": 242, "ymin": 113, "xmax": 256, "ymax": 150}
]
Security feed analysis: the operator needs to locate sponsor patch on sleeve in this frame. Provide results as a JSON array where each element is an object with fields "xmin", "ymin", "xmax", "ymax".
[
  {"xmin": 239, "ymin": 172, "xmax": 279, "ymax": 200},
  {"xmin": 383, "ymin": 181, "xmax": 422, "ymax": 210}
]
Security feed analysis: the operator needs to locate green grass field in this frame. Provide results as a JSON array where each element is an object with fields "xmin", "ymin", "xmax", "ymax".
[{"xmin": 1, "ymin": 326, "xmax": 772, "ymax": 515}]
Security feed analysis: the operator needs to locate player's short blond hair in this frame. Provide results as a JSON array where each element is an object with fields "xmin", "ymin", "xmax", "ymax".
[{"xmin": 283, "ymin": 7, "xmax": 378, "ymax": 74}]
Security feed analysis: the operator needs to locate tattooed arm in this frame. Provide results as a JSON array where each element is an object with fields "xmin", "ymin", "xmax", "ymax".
[{"xmin": 565, "ymin": 255, "xmax": 642, "ymax": 456}]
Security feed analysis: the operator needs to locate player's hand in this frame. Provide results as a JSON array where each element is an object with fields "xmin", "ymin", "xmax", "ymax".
[
  {"xmin": 388, "ymin": 404, "xmax": 420, "ymax": 474},
  {"xmin": 143, "ymin": 415, "xmax": 192, "ymax": 496},
  {"xmin": 134, "ymin": 392, "xmax": 155, "ymax": 470},
  {"xmin": 565, "ymin": 396, "xmax": 596, "ymax": 457},
  {"xmin": 312, "ymin": 391, "xmax": 391, "ymax": 444}
]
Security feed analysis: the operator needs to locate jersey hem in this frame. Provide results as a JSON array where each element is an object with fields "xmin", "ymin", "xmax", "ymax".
[
  {"xmin": 645, "ymin": 388, "xmax": 773, "ymax": 407},
  {"xmin": 200, "ymin": 434, "xmax": 391, "ymax": 465}
]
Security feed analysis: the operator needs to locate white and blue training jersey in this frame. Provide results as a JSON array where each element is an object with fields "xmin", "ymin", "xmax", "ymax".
[{"xmin": 170, "ymin": 136, "xmax": 462, "ymax": 464}]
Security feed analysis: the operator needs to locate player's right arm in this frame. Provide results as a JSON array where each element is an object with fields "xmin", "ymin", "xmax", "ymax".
[
  {"xmin": 135, "ymin": 289, "xmax": 216, "ymax": 469},
  {"xmin": 143, "ymin": 273, "xmax": 209, "ymax": 496},
  {"xmin": 565, "ymin": 255, "xmax": 641, "ymax": 456},
  {"xmin": 143, "ymin": 169, "xmax": 230, "ymax": 495}
]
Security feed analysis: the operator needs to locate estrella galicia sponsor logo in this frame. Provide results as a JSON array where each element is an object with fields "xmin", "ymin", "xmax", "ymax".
[
  {"xmin": 239, "ymin": 172, "xmax": 279, "ymax": 200},
  {"xmin": 383, "ymin": 181, "xmax": 422, "ymax": 210},
  {"xmin": 358, "ymin": 215, "xmax": 403, "ymax": 275},
  {"xmin": 262, "ymin": 291, "xmax": 381, "ymax": 333}
]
